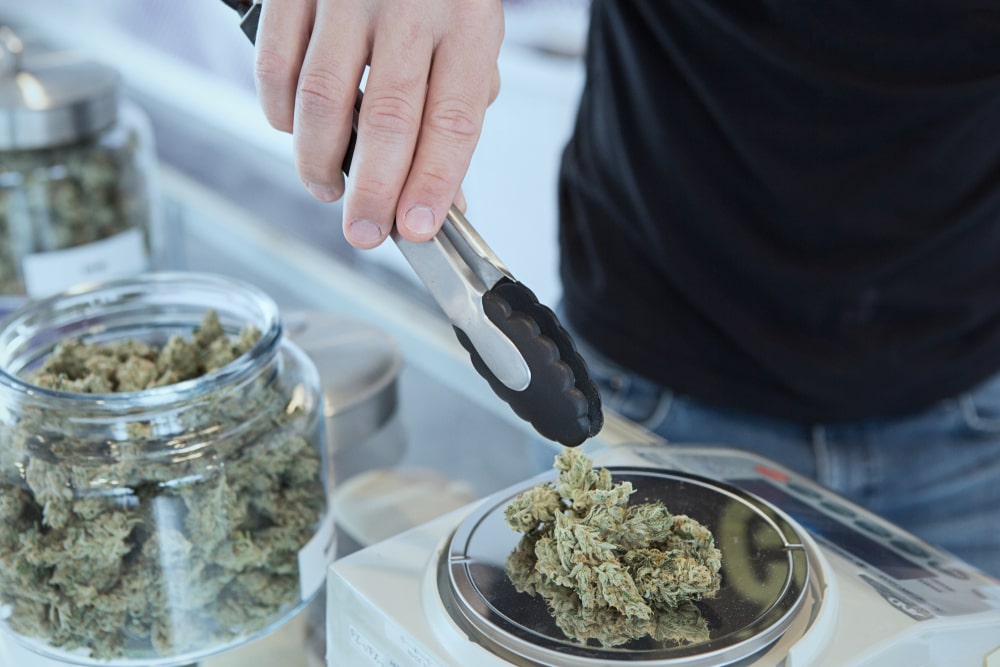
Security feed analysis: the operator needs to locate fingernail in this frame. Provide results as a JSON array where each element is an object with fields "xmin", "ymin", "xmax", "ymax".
[
  {"xmin": 305, "ymin": 181, "xmax": 340, "ymax": 202},
  {"xmin": 403, "ymin": 205, "xmax": 437, "ymax": 235},
  {"xmin": 346, "ymin": 219, "xmax": 384, "ymax": 246}
]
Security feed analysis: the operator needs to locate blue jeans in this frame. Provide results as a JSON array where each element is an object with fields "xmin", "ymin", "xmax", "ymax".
[{"xmin": 574, "ymin": 334, "xmax": 1000, "ymax": 578}]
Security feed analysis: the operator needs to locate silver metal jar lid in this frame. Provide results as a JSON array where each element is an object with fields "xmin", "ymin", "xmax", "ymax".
[
  {"xmin": 283, "ymin": 310, "xmax": 401, "ymax": 451},
  {"xmin": 0, "ymin": 26, "xmax": 119, "ymax": 150}
]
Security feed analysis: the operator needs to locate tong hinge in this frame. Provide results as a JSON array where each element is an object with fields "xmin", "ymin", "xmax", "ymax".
[
  {"xmin": 222, "ymin": 0, "xmax": 262, "ymax": 41},
  {"xmin": 393, "ymin": 205, "xmax": 531, "ymax": 392}
]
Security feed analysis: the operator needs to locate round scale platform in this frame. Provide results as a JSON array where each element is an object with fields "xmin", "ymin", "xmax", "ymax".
[{"xmin": 439, "ymin": 468, "xmax": 813, "ymax": 666}]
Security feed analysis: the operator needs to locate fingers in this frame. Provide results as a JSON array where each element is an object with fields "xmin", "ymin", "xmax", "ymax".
[
  {"xmin": 389, "ymin": 2, "xmax": 504, "ymax": 244},
  {"xmin": 342, "ymin": 3, "xmax": 434, "ymax": 248},
  {"xmin": 255, "ymin": 0, "xmax": 368, "ymax": 207},
  {"xmin": 253, "ymin": 0, "xmax": 313, "ymax": 132},
  {"xmin": 254, "ymin": 0, "xmax": 504, "ymax": 250},
  {"xmin": 293, "ymin": 0, "xmax": 370, "ymax": 204}
]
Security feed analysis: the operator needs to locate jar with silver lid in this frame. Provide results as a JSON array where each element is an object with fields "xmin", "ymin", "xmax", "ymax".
[
  {"xmin": 0, "ymin": 27, "xmax": 161, "ymax": 317},
  {"xmin": 0, "ymin": 272, "xmax": 333, "ymax": 666}
]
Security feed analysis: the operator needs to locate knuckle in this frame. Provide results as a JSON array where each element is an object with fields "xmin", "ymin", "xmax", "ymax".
[
  {"xmin": 254, "ymin": 46, "xmax": 294, "ymax": 90},
  {"xmin": 426, "ymin": 97, "xmax": 480, "ymax": 143},
  {"xmin": 362, "ymin": 90, "xmax": 421, "ymax": 138},
  {"xmin": 409, "ymin": 167, "xmax": 455, "ymax": 202},
  {"xmin": 253, "ymin": 48, "xmax": 296, "ymax": 130},
  {"xmin": 350, "ymin": 176, "xmax": 397, "ymax": 205},
  {"xmin": 296, "ymin": 68, "xmax": 352, "ymax": 118}
]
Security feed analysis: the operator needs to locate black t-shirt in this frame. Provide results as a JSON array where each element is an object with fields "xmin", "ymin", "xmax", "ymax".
[{"xmin": 558, "ymin": 0, "xmax": 1000, "ymax": 423}]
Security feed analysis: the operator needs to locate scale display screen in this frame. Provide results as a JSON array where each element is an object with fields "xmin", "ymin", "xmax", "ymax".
[{"xmin": 732, "ymin": 478, "xmax": 936, "ymax": 581}]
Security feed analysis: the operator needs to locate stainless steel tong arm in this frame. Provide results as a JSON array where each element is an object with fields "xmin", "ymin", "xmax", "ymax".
[{"xmin": 393, "ymin": 206, "xmax": 531, "ymax": 392}]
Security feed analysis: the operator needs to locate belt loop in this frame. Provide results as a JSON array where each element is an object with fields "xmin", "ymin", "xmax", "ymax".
[{"xmin": 811, "ymin": 424, "xmax": 835, "ymax": 487}]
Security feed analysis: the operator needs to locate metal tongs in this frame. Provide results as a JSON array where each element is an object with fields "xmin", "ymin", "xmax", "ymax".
[{"xmin": 223, "ymin": 0, "xmax": 602, "ymax": 446}]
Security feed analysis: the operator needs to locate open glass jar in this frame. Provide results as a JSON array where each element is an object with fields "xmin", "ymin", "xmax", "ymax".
[
  {"xmin": 0, "ymin": 27, "xmax": 161, "ymax": 316},
  {"xmin": 0, "ymin": 273, "xmax": 333, "ymax": 666}
]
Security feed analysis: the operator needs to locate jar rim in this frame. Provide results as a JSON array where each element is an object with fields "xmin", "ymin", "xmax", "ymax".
[{"xmin": 0, "ymin": 272, "xmax": 283, "ymax": 409}]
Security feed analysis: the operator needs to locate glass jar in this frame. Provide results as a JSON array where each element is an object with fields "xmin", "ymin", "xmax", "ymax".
[
  {"xmin": 0, "ymin": 27, "xmax": 161, "ymax": 317},
  {"xmin": 0, "ymin": 272, "xmax": 333, "ymax": 666}
]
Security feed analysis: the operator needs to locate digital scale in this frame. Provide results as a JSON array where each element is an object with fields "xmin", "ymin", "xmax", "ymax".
[{"xmin": 327, "ymin": 442, "xmax": 1000, "ymax": 666}]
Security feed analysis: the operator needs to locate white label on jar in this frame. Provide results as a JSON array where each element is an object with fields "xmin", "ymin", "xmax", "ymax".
[
  {"xmin": 21, "ymin": 228, "xmax": 149, "ymax": 298},
  {"xmin": 298, "ymin": 510, "xmax": 336, "ymax": 599}
]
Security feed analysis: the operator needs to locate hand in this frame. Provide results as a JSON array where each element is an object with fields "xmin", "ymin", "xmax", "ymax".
[{"xmin": 253, "ymin": 0, "xmax": 504, "ymax": 248}]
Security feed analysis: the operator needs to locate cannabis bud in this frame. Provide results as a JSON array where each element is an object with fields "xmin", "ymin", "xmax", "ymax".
[{"xmin": 504, "ymin": 448, "xmax": 722, "ymax": 647}]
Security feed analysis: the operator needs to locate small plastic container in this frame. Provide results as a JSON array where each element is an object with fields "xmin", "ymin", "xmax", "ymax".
[
  {"xmin": 0, "ymin": 273, "xmax": 333, "ymax": 666},
  {"xmin": 0, "ymin": 27, "xmax": 161, "ymax": 317}
]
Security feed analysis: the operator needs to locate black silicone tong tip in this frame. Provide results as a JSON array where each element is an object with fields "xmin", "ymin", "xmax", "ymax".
[{"xmin": 454, "ymin": 279, "xmax": 603, "ymax": 447}]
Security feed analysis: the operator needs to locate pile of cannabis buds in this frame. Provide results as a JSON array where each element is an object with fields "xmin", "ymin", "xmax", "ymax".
[
  {"xmin": 504, "ymin": 448, "xmax": 723, "ymax": 647},
  {"xmin": 0, "ymin": 311, "xmax": 324, "ymax": 660}
]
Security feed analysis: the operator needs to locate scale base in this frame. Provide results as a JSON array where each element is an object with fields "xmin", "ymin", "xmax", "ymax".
[{"xmin": 327, "ymin": 444, "xmax": 1000, "ymax": 667}]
